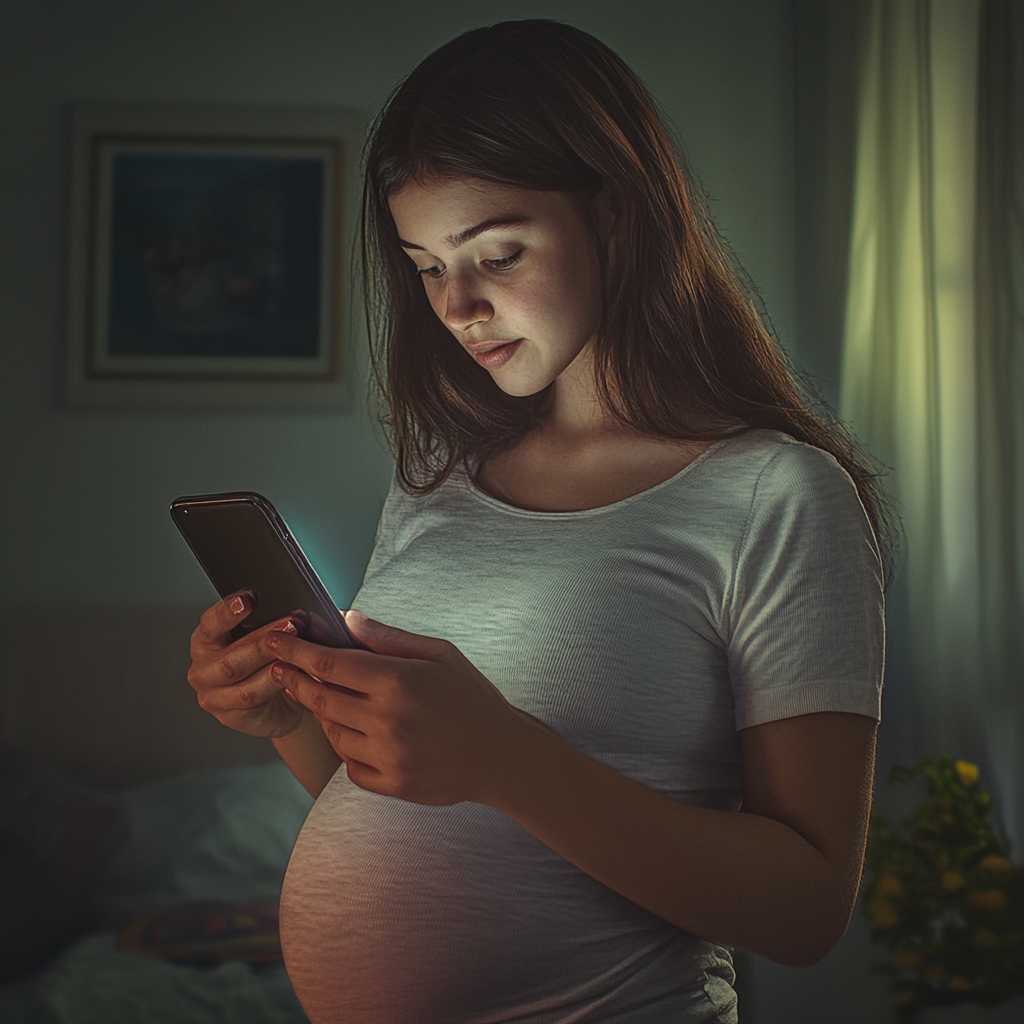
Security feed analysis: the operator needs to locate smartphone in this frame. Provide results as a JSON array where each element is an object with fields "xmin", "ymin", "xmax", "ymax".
[{"xmin": 169, "ymin": 491, "xmax": 359, "ymax": 648}]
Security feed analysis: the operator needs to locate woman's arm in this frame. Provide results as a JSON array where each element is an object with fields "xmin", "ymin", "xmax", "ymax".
[
  {"xmin": 484, "ymin": 707, "xmax": 877, "ymax": 968},
  {"xmin": 267, "ymin": 614, "xmax": 877, "ymax": 967}
]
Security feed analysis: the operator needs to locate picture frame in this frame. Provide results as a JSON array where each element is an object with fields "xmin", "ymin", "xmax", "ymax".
[{"xmin": 65, "ymin": 104, "xmax": 365, "ymax": 410}]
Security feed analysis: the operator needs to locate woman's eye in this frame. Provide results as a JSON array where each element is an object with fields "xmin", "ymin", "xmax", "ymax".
[
  {"xmin": 415, "ymin": 249, "xmax": 523, "ymax": 278},
  {"xmin": 487, "ymin": 249, "xmax": 524, "ymax": 270}
]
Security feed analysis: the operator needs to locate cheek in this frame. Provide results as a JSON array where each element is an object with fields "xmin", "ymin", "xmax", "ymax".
[
  {"xmin": 421, "ymin": 284, "xmax": 449, "ymax": 327},
  {"xmin": 515, "ymin": 259, "xmax": 577, "ymax": 315},
  {"xmin": 529, "ymin": 265, "xmax": 599, "ymax": 340},
  {"xmin": 536, "ymin": 235, "xmax": 600, "ymax": 321}
]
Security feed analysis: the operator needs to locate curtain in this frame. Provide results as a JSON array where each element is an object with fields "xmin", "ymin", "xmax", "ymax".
[{"xmin": 840, "ymin": 0, "xmax": 1023, "ymax": 848}]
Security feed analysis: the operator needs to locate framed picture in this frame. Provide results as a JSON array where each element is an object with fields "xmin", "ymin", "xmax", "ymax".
[{"xmin": 65, "ymin": 104, "xmax": 365, "ymax": 410}]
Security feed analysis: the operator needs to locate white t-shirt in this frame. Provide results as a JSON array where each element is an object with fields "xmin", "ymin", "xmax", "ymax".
[{"xmin": 280, "ymin": 429, "xmax": 885, "ymax": 1023}]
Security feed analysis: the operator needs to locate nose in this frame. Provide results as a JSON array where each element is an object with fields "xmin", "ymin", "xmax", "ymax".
[{"xmin": 441, "ymin": 271, "xmax": 493, "ymax": 333}]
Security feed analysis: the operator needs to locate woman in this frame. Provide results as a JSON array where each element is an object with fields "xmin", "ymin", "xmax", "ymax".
[{"xmin": 187, "ymin": 20, "xmax": 891, "ymax": 1023}]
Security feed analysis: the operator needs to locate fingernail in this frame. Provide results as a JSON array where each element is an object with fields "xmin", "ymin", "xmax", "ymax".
[
  {"xmin": 266, "ymin": 633, "xmax": 280, "ymax": 649},
  {"xmin": 280, "ymin": 620, "xmax": 298, "ymax": 635},
  {"xmin": 283, "ymin": 687, "xmax": 298, "ymax": 702},
  {"xmin": 229, "ymin": 595, "xmax": 246, "ymax": 615},
  {"xmin": 272, "ymin": 663, "xmax": 285, "ymax": 681},
  {"xmin": 345, "ymin": 609, "xmax": 372, "ymax": 624}
]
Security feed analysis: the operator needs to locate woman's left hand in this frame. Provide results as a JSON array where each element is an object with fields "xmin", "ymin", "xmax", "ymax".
[{"xmin": 264, "ymin": 610, "xmax": 540, "ymax": 806}]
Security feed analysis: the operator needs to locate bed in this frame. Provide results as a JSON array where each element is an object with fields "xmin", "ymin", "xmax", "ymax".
[{"xmin": 0, "ymin": 746, "xmax": 313, "ymax": 1023}]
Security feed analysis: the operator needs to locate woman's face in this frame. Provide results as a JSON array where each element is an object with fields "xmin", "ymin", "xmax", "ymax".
[{"xmin": 388, "ymin": 176, "xmax": 605, "ymax": 397}]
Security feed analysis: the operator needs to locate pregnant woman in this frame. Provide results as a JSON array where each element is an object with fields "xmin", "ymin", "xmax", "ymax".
[{"xmin": 187, "ymin": 19, "xmax": 892, "ymax": 1023}]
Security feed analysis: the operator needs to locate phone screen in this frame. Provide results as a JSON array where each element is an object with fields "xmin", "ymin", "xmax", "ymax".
[{"xmin": 170, "ymin": 492, "xmax": 356, "ymax": 647}]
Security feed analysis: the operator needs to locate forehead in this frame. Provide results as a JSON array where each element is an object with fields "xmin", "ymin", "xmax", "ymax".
[{"xmin": 388, "ymin": 176, "xmax": 578, "ymax": 250}]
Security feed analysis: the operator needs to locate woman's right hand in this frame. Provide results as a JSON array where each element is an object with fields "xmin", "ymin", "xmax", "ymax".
[{"xmin": 187, "ymin": 592, "xmax": 309, "ymax": 739}]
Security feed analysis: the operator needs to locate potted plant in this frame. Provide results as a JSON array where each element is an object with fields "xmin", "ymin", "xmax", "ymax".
[{"xmin": 863, "ymin": 755, "xmax": 1024, "ymax": 1022}]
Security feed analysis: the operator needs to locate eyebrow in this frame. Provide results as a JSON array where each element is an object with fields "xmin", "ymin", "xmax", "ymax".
[{"xmin": 398, "ymin": 215, "xmax": 530, "ymax": 252}]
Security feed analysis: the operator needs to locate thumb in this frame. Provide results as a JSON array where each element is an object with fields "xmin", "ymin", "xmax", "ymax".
[{"xmin": 344, "ymin": 609, "xmax": 449, "ymax": 660}]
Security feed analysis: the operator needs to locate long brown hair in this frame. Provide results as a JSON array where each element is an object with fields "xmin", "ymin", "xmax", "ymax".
[{"xmin": 361, "ymin": 18, "xmax": 899, "ymax": 581}]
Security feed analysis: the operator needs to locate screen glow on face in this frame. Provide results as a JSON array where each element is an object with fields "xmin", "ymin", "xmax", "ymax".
[{"xmin": 389, "ymin": 177, "xmax": 603, "ymax": 397}]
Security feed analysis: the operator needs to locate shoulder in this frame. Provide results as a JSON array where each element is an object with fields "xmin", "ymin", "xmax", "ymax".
[
  {"xmin": 705, "ymin": 431, "xmax": 883, "ymax": 610},
  {"xmin": 707, "ymin": 431, "xmax": 868, "ymax": 534},
  {"xmin": 718, "ymin": 432, "xmax": 882, "ymax": 592},
  {"xmin": 710, "ymin": 429, "xmax": 855, "ymax": 491}
]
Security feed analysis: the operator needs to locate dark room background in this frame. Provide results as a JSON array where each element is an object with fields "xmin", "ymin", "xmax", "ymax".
[{"xmin": 1, "ymin": 2, "xmax": 1020, "ymax": 1022}]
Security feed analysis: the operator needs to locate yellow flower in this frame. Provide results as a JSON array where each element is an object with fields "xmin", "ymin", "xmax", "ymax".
[
  {"xmin": 970, "ymin": 889, "xmax": 1009, "ymax": 911},
  {"xmin": 955, "ymin": 760, "xmax": 979, "ymax": 786},
  {"xmin": 941, "ymin": 871, "xmax": 966, "ymax": 892},
  {"xmin": 925, "ymin": 964, "xmax": 946, "ymax": 984},
  {"xmin": 893, "ymin": 948, "xmax": 922, "ymax": 970},
  {"xmin": 876, "ymin": 875, "xmax": 904, "ymax": 898},
  {"xmin": 868, "ymin": 896, "xmax": 900, "ymax": 928},
  {"xmin": 947, "ymin": 976, "xmax": 973, "ymax": 991},
  {"xmin": 980, "ymin": 855, "xmax": 1014, "ymax": 874},
  {"xmin": 973, "ymin": 928, "xmax": 1000, "ymax": 949}
]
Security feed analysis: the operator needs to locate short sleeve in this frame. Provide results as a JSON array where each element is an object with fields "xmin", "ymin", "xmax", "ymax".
[{"xmin": 724, "ymin": 442, "xmax": 885, "ymax": 731}]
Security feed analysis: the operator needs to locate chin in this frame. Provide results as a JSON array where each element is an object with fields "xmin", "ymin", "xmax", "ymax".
[
  {"xmin": 487, "ymin": 353, "xmax": 563, "ymax": 399},
  {"xmin": 491, "ymin": 373, "xmax": 554, "ymax": 399}
]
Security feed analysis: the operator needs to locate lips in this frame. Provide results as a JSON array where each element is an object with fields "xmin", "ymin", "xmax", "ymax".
[{"xmin": 467, "ymin": 338, "xmax": 523, "ymax": 369}]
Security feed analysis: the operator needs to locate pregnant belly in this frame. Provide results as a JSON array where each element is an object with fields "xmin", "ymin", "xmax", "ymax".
[{"xmin": 280, "ymin": 775, "xmax": 726, "ymax": 1024}]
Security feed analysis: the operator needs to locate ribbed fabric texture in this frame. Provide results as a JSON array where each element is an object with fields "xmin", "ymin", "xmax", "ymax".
[{"xmin": 280, "ymin": 430, "xmax": 884, "ymax": 1023}]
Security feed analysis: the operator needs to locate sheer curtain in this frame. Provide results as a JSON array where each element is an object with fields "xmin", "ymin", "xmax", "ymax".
[{"xmin": 839, "ymin": 0, "xmax": 1023, "ymax": 848}]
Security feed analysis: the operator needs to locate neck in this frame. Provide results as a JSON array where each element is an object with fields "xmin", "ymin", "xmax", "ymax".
[{"xmin": 543, "ymin": 343, "xmax": 619, "ymax": 442}]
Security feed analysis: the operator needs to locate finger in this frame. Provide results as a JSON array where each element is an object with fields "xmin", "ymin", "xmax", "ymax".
[
  {"xmin": 191, "ymin": 590, "xmax": 257, "ymax": 651},
  {"xmin": 263, "ymin": 632, "xmax": 388, "ymax": 692},
  {"xmin": 342, "ymin": 757, "xmax": 386, "ymax": 793},
  {"xmin": 306, "ymin": 704, "xmax": 377, "ymax": 768},
  {"xmin": 275, "ymin": 664, "xmax": 378, "ymax": 770},
  {"xmin": 196, "ymin": 662, "xmax": 290, "ymax": 716},
  {"xmin": 190, "ymin": 617, "xmax": 299, "ymax": 691},
  {"xmin": 317, "ymin": 716, "xmax": 377, "ymax": 768},
  {"xmin": 343, "ymin": 609, "xmax": 453, "ymax": 661},
  {"xmin": 273, "ymin": 661, "xmax": 371, "ymax": 731}
]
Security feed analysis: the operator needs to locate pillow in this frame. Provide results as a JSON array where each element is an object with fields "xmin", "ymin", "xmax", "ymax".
[
  {"xmin": 0, "ymin": 744, "xmax": 124, "ymax": 981},
  {"xmin": 94, "ymin": 761, "xmax": 314, "ymax": 928}
]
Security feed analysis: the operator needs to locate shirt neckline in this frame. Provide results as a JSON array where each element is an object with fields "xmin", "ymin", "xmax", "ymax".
[{"xmin": 460, "ymin": 437, "xmax": 735, "ymax": 519}]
